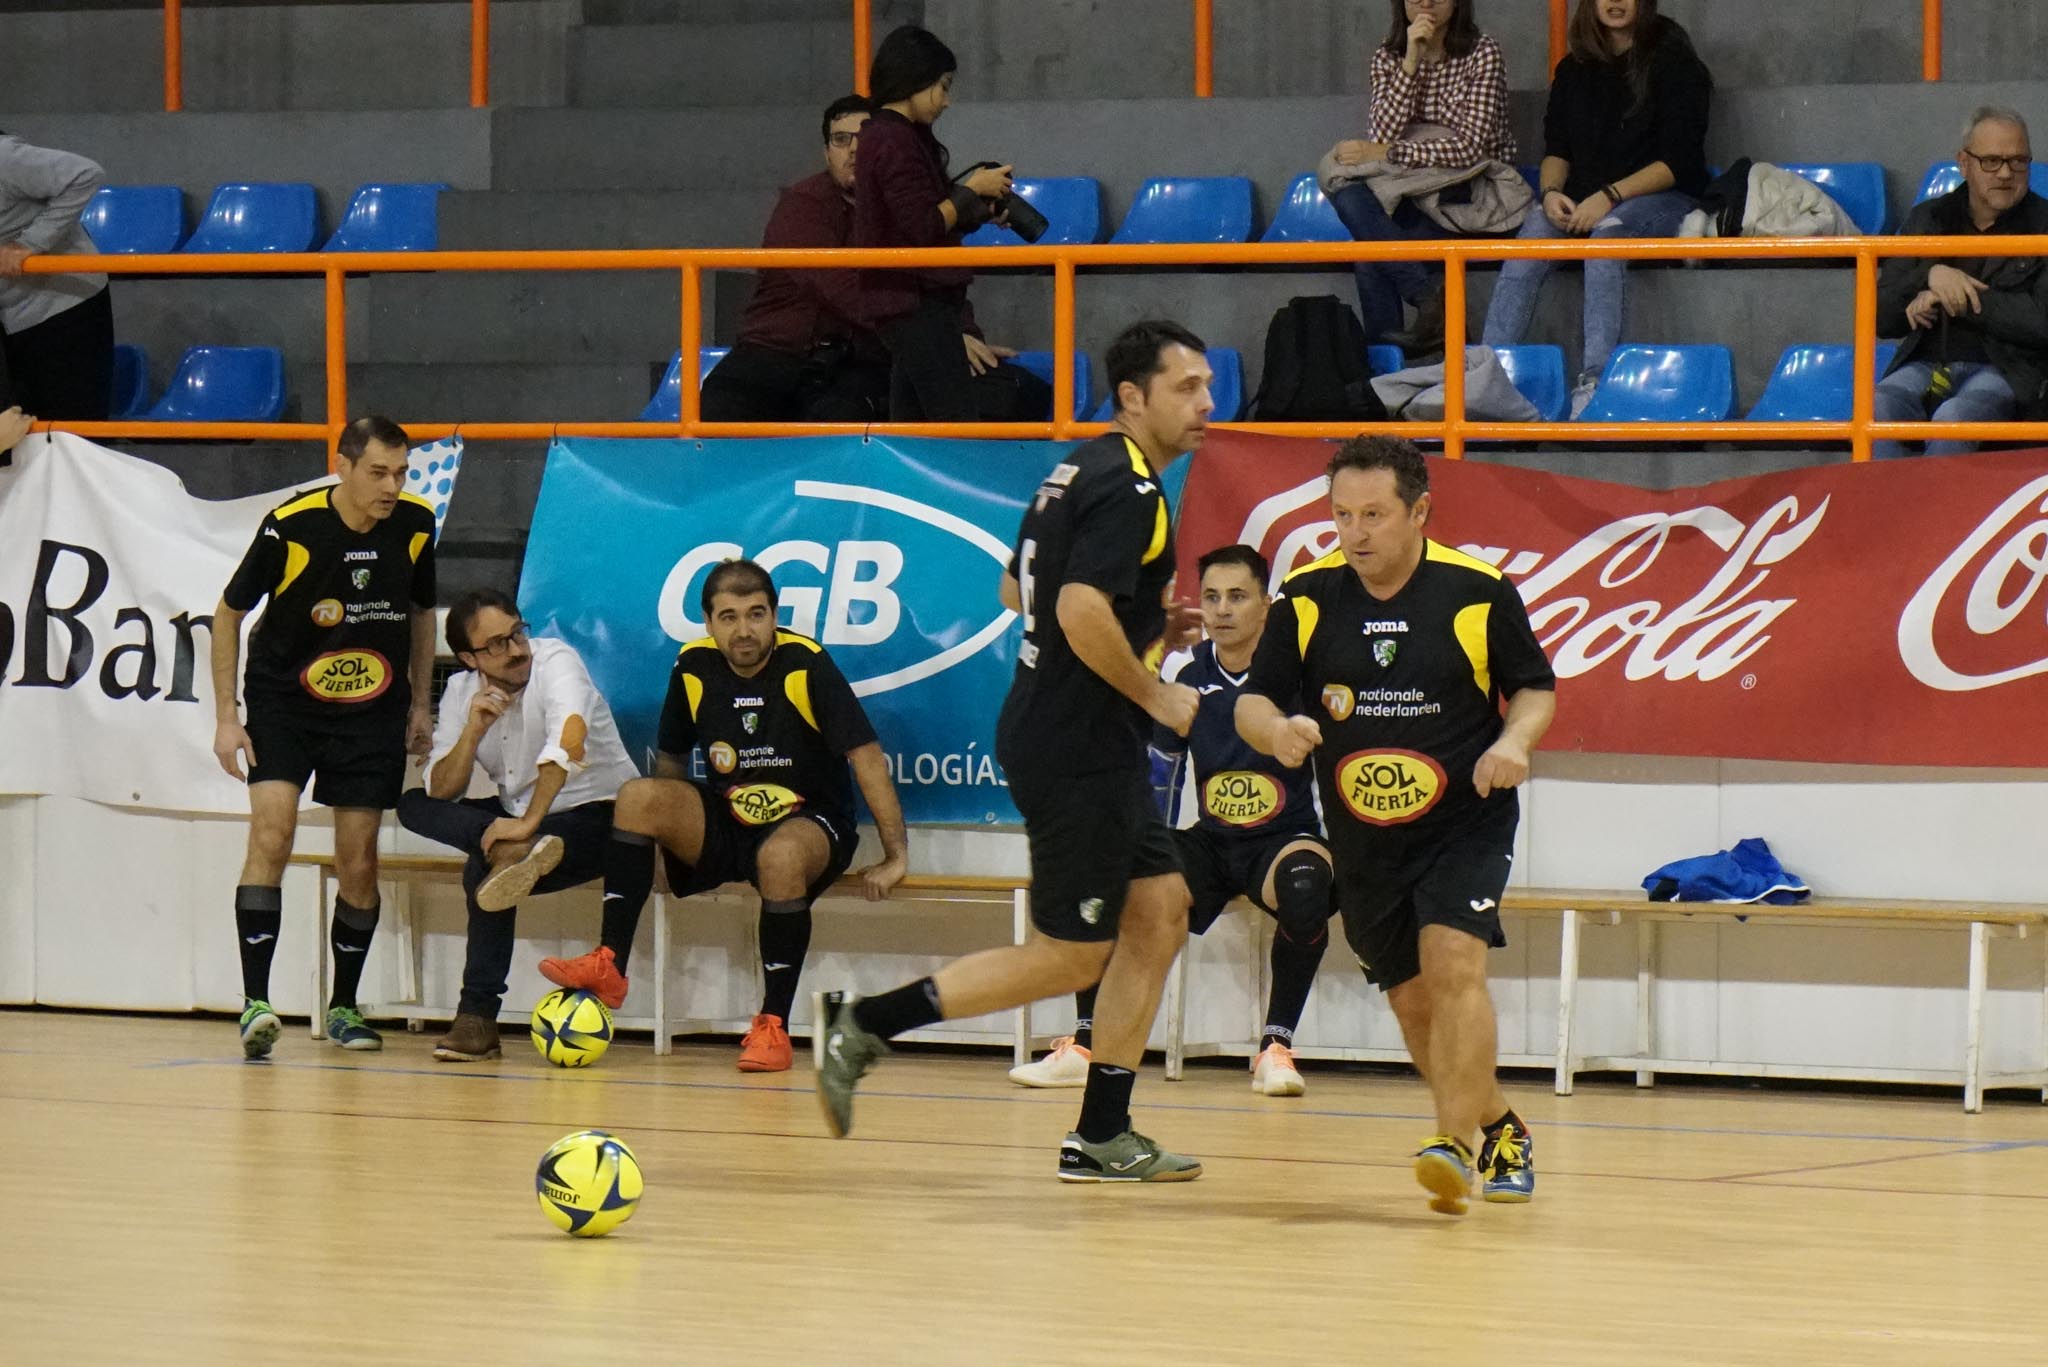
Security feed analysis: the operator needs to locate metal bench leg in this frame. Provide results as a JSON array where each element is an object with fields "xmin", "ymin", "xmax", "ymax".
[
  {"xmin": 1164, "ymin": 949, "xmax": 1187, "ymax": 1081},
  {"xmin": 1965, "ymin": 919, "xmax": 1988, "ymax": 1113},
  {"xmin": 309, "ymin": 866, "xmax": 330, "ymax": 1039},
  {"xmin": 652, "ymin": 892, "xmax": 670, "ymax": 1057},
  {"xmin": 1635, "ymin": 918, "xmax": 1657, "ymax": 1088},
  {"xmin": 1012, "ymin": 887, "xmax": 1030, "ymax": 1068},
  {"xmin": 397, "ymin": 878, "xmax": 424, "ymax": 1032},
  {"xmin": 2039, "ymin": 929, "xmax": 2047, "ymax": 1104},
  {"xmin": 1554, "ymin": 907, "xmax": 1579, "ymax": 1096}
]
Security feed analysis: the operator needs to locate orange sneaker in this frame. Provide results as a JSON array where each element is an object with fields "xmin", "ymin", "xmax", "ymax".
[
  {"xmin": 537, "ymin": 945, "xmax": 628, "ymax": 1011},
  {"xmin": 737, "ymin": 1013, "xmax": 794, "ymax": 1072}
]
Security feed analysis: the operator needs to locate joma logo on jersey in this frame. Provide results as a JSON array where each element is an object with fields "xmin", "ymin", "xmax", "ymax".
[
  {"xmin": 300, "ymin": 649, "xmax": 391, "ymax": 703},
  {"xmin": 728, "ymin": 783, "xmax": 802, "ymax": 827},
  {"xmin": 1204, "ymin": 771, "xmax": 1281, "ymax": 826},
  {"xmin": 1336, "ymin": 748, "xmax": 1445, "ymax": 825}
]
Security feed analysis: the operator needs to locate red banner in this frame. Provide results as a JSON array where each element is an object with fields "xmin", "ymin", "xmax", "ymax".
[{"xmin": 1176, "ymin": 432, "xmax": 2048, "ymax": 768}]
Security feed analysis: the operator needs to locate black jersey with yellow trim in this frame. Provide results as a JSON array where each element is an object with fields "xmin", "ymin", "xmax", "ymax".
[
  {"xmin": 222, "ymin": 485, "xmax": 438, "ymax": 724},
  {"xmin": 656, "ymin": 628, "xmax": 877, "ymax": 831},
  {"xmin": 997, "ymin": 432, "xmax": 1176, "ymax": 779},
  {"xmin": 1245, "ymin": 539, "xmax": 1554, "ymax": 849}
]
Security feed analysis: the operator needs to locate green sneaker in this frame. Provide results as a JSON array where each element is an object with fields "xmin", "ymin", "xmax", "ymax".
[
  {"xmin": 239, "ymin": 1000, "xmax": 281, "ymax": 1060},
  {"xmin": 324, "ymin": 1006, "xmax": 384, "ymax": 1051},
  {"xmin": 813, "ymin": 991, "xmax": 887, "ymax": 1138},
  {"xmin": 1057, "ymin": 1129, "xmax": 1203, "ymax": 1183}
]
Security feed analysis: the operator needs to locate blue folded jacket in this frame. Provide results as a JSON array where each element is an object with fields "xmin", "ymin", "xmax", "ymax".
[{"xmin": 1642, "ymin": 837, "xmax": 1811, "ymax": 904}]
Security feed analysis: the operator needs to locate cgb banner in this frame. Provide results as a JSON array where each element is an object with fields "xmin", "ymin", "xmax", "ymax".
[
  {"xmin": 0, "ymin": 433, "xmax": 462, "ymax": 812},
  {"xmin": 1175, "ymin": 430, "xmax": 2048, "ymax": 768},
  {"xmin": 520, "ymin": 436, "xmax": 1057, "ymax": 824}
]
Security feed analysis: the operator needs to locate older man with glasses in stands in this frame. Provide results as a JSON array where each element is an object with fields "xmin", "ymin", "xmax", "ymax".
[{"xmin": 1873, "ymin": 106, "xmax": 2048, "ymax": 459}]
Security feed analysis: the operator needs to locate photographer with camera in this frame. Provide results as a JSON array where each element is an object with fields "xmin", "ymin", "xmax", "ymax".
[{"xmin": 853, "ymin": 25, "xmax": 1048, "ymax": 422}]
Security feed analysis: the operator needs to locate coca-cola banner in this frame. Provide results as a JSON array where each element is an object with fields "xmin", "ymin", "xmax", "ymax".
[{"xmin": 1176, "ymin": 431, "xmax": 2048, "ymax": 769}]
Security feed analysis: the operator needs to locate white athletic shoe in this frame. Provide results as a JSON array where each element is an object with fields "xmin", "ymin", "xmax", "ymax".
[
  {"xmin": 1252, "ymin": 1042, "xmax": 1306, "ymax": 1097},
  {"xmin": 1008, "ymin": 1036, "xmax": 1091, "ymax": 1088}
]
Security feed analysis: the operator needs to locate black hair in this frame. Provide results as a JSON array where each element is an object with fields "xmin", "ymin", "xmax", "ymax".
[
  {"xmin": 1197, "ymin": 543, "xmax": 1272, "ymax": 587},
  {"xmin": 1106, "ymin": 319, "xmax": 1208, "ymax": 414},
  {"xmin": 700, "ymin": 559, "xmax": 778, "ymax": 617},
  {"xmin": 1327, "ymin": 434, "xmax": 1430, "ymax": 508},
  {"xmin": 337, "ymin": 415, "xmax": 409, "ymax": 462},
  {"xmin": 869, "ymin": 26, "xmax": 958, "ymax": 106},
  {"xmin": 822, "ymin": 93, "xmax": 874, "ymax": 142},
  {"xmin": 446, "ymin": 587, "xmax": 519, "ymax": 656},
  {"xmin": 1382, "ymin": 0, "xmax": 1481, "ymax": 61}
]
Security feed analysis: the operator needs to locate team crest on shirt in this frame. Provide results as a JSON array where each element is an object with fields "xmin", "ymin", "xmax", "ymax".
[
  {"xmin": 708, "ymin": 741, "xmax": 738, "ymax": 774},
  {"xmin": 742, "ymin": 712, "xmax": 759, "ymax": 735},
  {"xmin": 351, "ymin": 567, "xmax": 371, "ymax": 591},
  {"xmin": 1078, "ymin": 898, "xmax": 1104, "ymax": 926},
  {"xmin": 1373, "ymin": 639, "xmax": 1398, "ymax": 668},
  {"xmin": 1322, "ymin": 683, "xmax": 1356, "ymax": 721}
]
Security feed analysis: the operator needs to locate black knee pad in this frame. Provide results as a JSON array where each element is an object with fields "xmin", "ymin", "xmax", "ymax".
[{"xmin": 1272, "ymin": 850, "xmax": 1334, "ymax": 943}]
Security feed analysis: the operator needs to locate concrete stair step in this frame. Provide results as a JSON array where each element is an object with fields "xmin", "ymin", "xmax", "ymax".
[{"xmin": 567, "ymin": 20, "xmax": 865, "ymax": 108}]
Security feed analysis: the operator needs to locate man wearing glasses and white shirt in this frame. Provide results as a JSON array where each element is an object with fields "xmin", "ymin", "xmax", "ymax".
[{"xmin": 398, "ymin": 589, "xmax": 640, "ymax": 1062}]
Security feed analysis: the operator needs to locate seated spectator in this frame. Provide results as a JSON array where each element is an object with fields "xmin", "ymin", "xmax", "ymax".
[
  {"xmin": 854, "ymin": 25, "xmax": 1048, "ymax": 422},
  {"xmin": 1326, "ymin": 0, "xmax": 1521, "ymax": 353},
  {"xmin": 1480, "ymin": 0, "xmax": 1711, "ymax": 415},
  {"xmin": 701, "ymin": 96, "xmax": 894, "ymax": 424},
  {"xmin": 1873, "ymin": 107, "xmax": 2048, "ymax": 460},
  {"xmin": 0, "ymin": 130, "xmax": 113, "ymax": 422}
]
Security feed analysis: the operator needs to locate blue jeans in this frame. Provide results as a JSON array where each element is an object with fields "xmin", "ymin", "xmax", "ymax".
[
  {"xmin": 1871, "ymin": 359, "xmax": 2015, "ymax": 459},
  {"xmin": 1328, "ymin": 183, "xmax": 1440, "ymax": 342},
  {"xmin": 1480, "ymin": 190, "xmax": 1695, "ymax": 378}
]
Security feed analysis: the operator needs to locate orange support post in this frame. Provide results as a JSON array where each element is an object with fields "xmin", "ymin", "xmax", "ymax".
[
  {"xmin": 1441, "ymin": 258, "xmax": 1466, "ymax": 460},
  {"xmin": 1549, "ymin": 0, "xmax": 1567, "ymax": 74},
  {"xmin": 1052, "ymin": 260, "xmax": 1076, "ymax": 439},
  {"xmin": 680, "ymin": 265, "xmax": 703, "ymax": 437},
  {"xmin": 1922, "ymin": 0, "xmax": 1942, "ymax": 81},
  {"xmin": 1851, "ymin": 250, "xmax": 1876, "ymax": 462},
  {"xmin": 471, "ymin": 0, "xmax": 491, "ymax": 107},
  {"xmin": 1193, "ymin": 0, "xmax": 1214, "ymax": 98},
  {"xmin": 164, "ymin": 0, "xmax": 183, "ymax": 112},
  {"xmin": 853, "ymin": 0, "xmax": 872, "ymax": 96},
  {"xmin": 324, "ymin": 269, "xmax": 348, "ymax": 471}
]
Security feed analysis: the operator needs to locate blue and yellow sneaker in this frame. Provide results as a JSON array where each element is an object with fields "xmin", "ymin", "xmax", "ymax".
[
  {"xmin": 1414, "ymin": 1135, "xmax": 1476, "ymax": 1215},
  {"xmin": 324, "ymin": 1005, "xmax": 383, "ymax": 1051},
  {"xmin": 239, "ymin": 999, "xmax": 281, "ymax": 1060},
  {"xmin": 1479, "ymin": 1119, "xmax": 1535, "ymax": 1203}
]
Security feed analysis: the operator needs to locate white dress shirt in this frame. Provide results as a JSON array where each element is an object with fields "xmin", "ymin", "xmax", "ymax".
[{"xmin": 428, "ymin": 636, "xmax": 640, "ymax": 817}]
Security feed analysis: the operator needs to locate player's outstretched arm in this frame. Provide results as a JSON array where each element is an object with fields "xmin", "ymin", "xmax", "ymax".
[
  {"xmin": 209, "ymin": 599, "xmax": 254, "ymax": 780},
  {"xmin": 1234, "ymin": 693, "xmax": 1321, "ymax": 768},
  {"xmin": 1055, "ymin": 582, "xmax": 1198, "ymax": 736},
  {"xmin": 1473, "ymin": 687, "xmax": 1557, "ymax": 798},
  {"xmin": 846, "ymin": 742, "xmax": 910, "ymax": 901}
]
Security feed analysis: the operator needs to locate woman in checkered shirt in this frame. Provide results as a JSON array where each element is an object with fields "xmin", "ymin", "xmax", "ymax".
[{"xmin": 1327, "ymin": 0, "xmax": 1516, "ymax": 353}]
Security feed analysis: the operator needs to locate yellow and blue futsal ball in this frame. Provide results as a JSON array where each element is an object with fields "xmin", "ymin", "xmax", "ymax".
[
  {"xmin": 535, "ymin": 1129, "xmax": 643, "ymax": 1237},
  {"xmin": 531, "ymin": 987, "xmax": 614, "ymax": 1067}
]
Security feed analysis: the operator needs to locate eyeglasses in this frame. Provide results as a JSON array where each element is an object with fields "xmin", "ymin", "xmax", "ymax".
[
  {"xmin": 472, "ymin": 623, "xmax": 529, "ymax": 659},
  {"xmin": 827, "ymin": 131, "xmax": 861, "ymax": 149},
  {"xmin": 1963, "ymin": 150, "xmax": 2032, "ymax": 175}
]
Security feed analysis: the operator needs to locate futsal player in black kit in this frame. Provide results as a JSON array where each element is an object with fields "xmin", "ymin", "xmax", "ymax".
[
  {"xmin": 815, "ymin": 320, "xmax": 1212, "ymax": 1182},
  {"xmin": 211, "ymin": 417, "xmax": 437, "ymax": 1059},
  {"xmin": 1238, "ymin": 435, "xmax": 1555, "ymax": 1215}
]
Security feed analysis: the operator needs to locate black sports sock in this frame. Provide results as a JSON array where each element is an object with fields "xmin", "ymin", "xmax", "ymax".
[
  {"xmin": 234, "ymin": 884, "xmax": 283, "ymax": 1003},
  {"xmin": 1261, "ymin": 925, "xmax": 1328, "ymax": 1052},
  {"xmin": 598, "ymin": 832, "xmax": 657, "ymax": 972},
  {"xmin": 1484, "ymin": 1109, "xmax": 1525, "ymax": 1140},
  {"xmin": 328, "ymin": 896, "xmax": 381, "ymax": 1010},
  {"xmin": 757, "ymin": 899, "xmax": 813, "ymax": 1022},
  {"xmin": 1076, "ymin": 1062, "xmax": 1137, "ymax": 1143},
  {"xmin": 1072, "ymin": 983, "xmax": 1099, "ymax": 1050},
  {"xmin": 852, "ymin": 977, "xmax": 944, "ymax": 1040}
]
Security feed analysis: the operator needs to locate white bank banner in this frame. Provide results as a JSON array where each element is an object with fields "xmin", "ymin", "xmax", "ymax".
[{"xmin": 0, "ymin": 433, "xmax": 461, "ymax": 813}]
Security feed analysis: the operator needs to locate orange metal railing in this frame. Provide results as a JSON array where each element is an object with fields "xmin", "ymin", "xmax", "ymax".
[{"xmin": 23, "ymin": 233, "xmax": 2048, "ymax": 466}]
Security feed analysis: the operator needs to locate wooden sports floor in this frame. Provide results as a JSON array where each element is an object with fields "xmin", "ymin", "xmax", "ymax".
[{"xmin": 5, "ymin": 1010, "xmax": 2046, "ymax": 1366}]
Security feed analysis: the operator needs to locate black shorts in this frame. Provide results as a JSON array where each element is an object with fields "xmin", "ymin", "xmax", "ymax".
[
  {"xmin": 245, "ymin": 704, "xmax": 406, "ymax": 810},
  {"xmin": 663, "ymin": 782, "xmax": 861, "ymax": 902},
  {"xmin": 1337, "ymin": 797, "xmax": 1517, "ymax": 991},
  {"xmin": 1012, "ymin": 765, "xmax": 1181, "ymax": 943},
  {"xmin": 1177, "ymin": 826, "xmax": 1329, "ymax": 935}
]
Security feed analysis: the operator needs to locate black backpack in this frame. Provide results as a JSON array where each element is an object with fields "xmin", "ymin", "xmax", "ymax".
[{"xmin": 1250, "ymin": 295, "xmax": 1388, "ymax": 422}]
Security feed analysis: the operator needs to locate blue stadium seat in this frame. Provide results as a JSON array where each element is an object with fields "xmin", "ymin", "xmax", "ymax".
[
  {"xmin": 1577, "ymin": 344, "xmax": 1735, "ymax": 423},
  {"xmin": 1087, "ymin": 347, "xmax": 1243, "ymax": 422},
  {"xmin": 1011, "ymin": 350, "xmax": 1094, "ymax": 418},
  {"xmin": 1917, "ymin": 160, "xmax": 2048, "ymax": 203},
  {"xmin": 962, "ymin": 177, "xmax": 1104, "ymax": 247},
  {"xmin": 1367, "ymin": 344, "xmax": 1406, "ymax": 376},
  {"xmin": 145, "ymin": 347, "xmax": 288, "ymax": 422},
  {"xmin": 323, "ymin": 183, "xmax": 449, "ymax": 252},
  {"xmin": 1110, "ymin": 177, "xmax": 1255, "ymax": 245},
  {"xmin": 1260, "ymin": 174, "xmax": 1348, "ymax": 243},
  {"xmin": 109, "ymin": 344, "xmax": 151, "ymax": 420},
  {"xmin": 182, "ymin": 183, "xmax": 319, "ymax": 254},
  {"xmin": 1778, "ymin": 163, "xmax": 1887, "ymax": 235},
  {"xmin": 1745, "ymin": 342, "xmax": 1901, "ymax": 422},
  {"xmin": 80, "ymin": 186, "xmax": 185, "ymax": 254},
  {"xmin": 1491, "ymin": 344, "xmax": 1570, "ymax": 422},
  {"xmin": 639, "ymin": 348, "xmax": 730, "ymax": 421}
]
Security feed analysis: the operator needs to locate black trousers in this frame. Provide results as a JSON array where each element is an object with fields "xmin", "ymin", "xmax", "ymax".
[
  {"xmin": 700, "ymin": 341, "xmax": 891, "ymax": 423},
  {"xmin": 879, "ymin": 294, "xmax": 1052, "ymax": 421},
  {"xmin": 2, "ymin": 286, "xmax": 113, "ymax": 420},
  {"xmin": 395, "ymin": 791, "xmax": 615, "ymax": 1018}
]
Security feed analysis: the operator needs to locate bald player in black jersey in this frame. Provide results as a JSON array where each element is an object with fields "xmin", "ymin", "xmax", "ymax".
[
  {"xmin": 814, "ymin": 320, "xmax": 1213, "ymax": 1182},
  {"xmin": 212, "ymin": 417, "xmax": 438, "ymax": 1059},
  {"xmin": 1239, "ymin": 436, "xmax": 1556, "ymax": 1216}
]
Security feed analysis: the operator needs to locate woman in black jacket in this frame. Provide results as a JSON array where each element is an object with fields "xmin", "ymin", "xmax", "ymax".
[{"xmin": 1480, "ymin": 0, "xmax": 1711, "ymax": 415}]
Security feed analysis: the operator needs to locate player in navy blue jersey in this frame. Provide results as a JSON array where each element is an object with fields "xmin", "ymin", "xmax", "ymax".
[{"xmin": 1010, "ymin": 543, "xmax": 1337, "ymax": 1096}]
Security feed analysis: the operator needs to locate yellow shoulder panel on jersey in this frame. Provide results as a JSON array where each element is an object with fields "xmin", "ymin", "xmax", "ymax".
[
  {"xmin": 682, "ymin": 673, "xmax": 705, "ymax": 721},
  {"xmin": 275, "ymin": 541, "xmax": 311, "ymax": 599},
  {"xmin": 1120, "ymin": 435, "xmax": 1170, "ymax": 565},
  {"xmin": 785, "ymin": 669, "xmax": 820, "ymax": 732},
  {"xmin": 272, "ymin": 488, "xmax": 330, "ymax": 521},
  {"xmin": 399, "ymin": 491, "xmax": 437, "ymax": 514},
  {"xmin": 1294, "ymin": 598, "xmax": 1321, "ymax": 659},
  {"xmin": 408, "ymin": 532, "xmax": 429, "ymax": 564},
  {"xmin": 1425, "ymin": 540, "xmax": 1504, "ymax": 579},
  {"xmin": 1283, "ymin": 549, "xmax": 1345, "ymax": 584},
  {"xmin": 774, "ymin": 630, "xmax": 823, "ymax": 654},
  {"xmin": 1452, "ymin": 602, "xmax": 1492, "ymax": 697},
  {"xmin": 678, "ymin": 636, "xmax": 718, "ymax": 655}
]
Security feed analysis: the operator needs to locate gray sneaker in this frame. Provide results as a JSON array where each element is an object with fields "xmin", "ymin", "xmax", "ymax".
[
  {"xmin": 813, "ymin": 992, "xmax": 888, "ymax": 1138},
  {"xmin": 1057, "ymin": 1129, "xmax": 1203, "ymax": 1183},
  {"xmin": 475, "ymin": 834, "xmax": 565, "ymax": 913}
]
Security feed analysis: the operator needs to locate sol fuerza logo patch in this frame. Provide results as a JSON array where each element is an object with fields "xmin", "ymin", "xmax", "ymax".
[
  {"xmin": 1335, "ymin": 748, "xmax": 1445, "ymax": 826},
  {"xmin": 299, "ymin": 649, "xmax": 391, "ymax": 703}
]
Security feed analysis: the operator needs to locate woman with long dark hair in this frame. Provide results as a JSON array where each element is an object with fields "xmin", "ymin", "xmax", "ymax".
[
  {"xmin": 1327, "ymin": 0, "xmax": 1517, "ymax": 351},
  {"xmin": 1480, "ymin": 0, "xmax": 1712, "ymax": 415},
  {"xmin": 854, "ymin": 25, "xmax": 1023, "ymax": 420}
]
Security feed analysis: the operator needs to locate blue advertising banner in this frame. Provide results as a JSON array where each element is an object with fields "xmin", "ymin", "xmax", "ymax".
[{"xmin": 520, "ymin": 436, "xmax": 1069, "ymax": 825}]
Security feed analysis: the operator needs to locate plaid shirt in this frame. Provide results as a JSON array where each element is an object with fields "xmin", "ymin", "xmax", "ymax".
[{"xmin": 1368, "ymin": 35, "xmax": 1517, "ymax": 169}]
